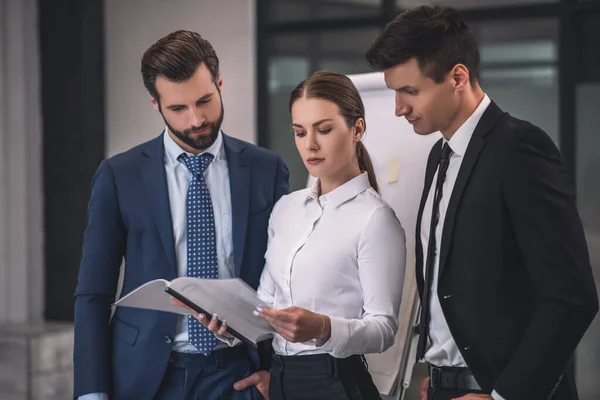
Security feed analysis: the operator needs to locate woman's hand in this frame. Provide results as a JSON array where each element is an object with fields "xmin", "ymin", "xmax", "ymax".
[
  {"xmin": 170, "ymin": 298, "xmax": 234, "ymax": 339},
  {"xmin": 256, "ymin": 306, "xmax": 331, "ymax": 343}
]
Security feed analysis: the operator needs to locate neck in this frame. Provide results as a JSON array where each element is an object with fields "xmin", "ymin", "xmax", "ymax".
[
  {"xmin": 318, "ymin": 163, "xmax": 361, "ymax": 196},
  {"xmin": 440, "ymin": 86, "xmax": 485, "ymax": 141}
]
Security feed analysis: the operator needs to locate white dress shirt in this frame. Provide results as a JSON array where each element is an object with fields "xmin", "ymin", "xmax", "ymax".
[
  {"xmin": 257, "ymin": 172, "xmax": 406, "ymax": 359},
  {"xmin": 420, "ymin": 95, "xmax": 505, "ymax": 400},
  {"xmin": 162, "ymin": 129, "xmax": 236, "ymax": 353}
]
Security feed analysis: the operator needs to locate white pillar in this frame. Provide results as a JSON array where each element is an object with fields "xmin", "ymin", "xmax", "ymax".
[{"xmin": 0, "ymin": 0, "xmax": 44, "ymax": 323}]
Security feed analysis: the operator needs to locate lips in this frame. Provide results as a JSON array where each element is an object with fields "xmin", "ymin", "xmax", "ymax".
[
  {"xmin": 406, "ymin": 118, "xmax": 419, "ymax": 125},
  {"xmin": 188, "ymin": 126, "xmax": 210, "ymax": 135},
  {"xmin": 306, "ymin": 157, "xmax": 324, "ymax": 165}
]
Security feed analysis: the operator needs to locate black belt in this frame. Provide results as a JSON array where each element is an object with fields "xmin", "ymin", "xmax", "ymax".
[
  {"xmin": 170, "ymin": 345, "xmax": 248, "ymax": 366},
  {"xmin": 429, "ymin": 364, "xmax": 482, "ymax": 391},
  {"xmin": 272, "ymin": 353, "xmax": 368, "ymax": 377}
]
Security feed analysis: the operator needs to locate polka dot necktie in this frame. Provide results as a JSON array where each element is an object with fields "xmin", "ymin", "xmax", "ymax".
[{"xmin": 179, "ymin": 152, "xmax": 219, "ymax": 355}]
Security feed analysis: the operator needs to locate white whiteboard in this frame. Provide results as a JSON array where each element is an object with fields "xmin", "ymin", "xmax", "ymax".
[{"xmin": 308, "ymin": 72, "xmax": 441, "ymax": 396}]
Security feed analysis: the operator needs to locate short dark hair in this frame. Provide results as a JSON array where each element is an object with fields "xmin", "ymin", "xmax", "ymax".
[
  {"xmin": 141, "ymin": 30, "xmax": 220, "ymax": 101},
  {"xmin": 366, "ymin": 5, "xmax": 480, "ymax": 85}
]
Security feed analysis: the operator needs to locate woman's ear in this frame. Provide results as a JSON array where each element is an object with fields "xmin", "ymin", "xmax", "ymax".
[{"xmin": 353, "ymin": 118, "xmax": 366, "ymax": 142}]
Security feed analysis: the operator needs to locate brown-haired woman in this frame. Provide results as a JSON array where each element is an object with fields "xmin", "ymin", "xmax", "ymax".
[{"xmin": 202, "ymin": 71, "xmax": 406, "ymax": 399}]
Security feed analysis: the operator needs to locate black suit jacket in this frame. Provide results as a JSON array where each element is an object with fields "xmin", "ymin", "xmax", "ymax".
[{"xmin": 415, "ymin": 101, "xmax": 599, "ymax": 400}]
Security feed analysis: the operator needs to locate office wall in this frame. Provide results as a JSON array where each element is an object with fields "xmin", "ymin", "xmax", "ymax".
[{"xmin": 104, "ymin": 0, "xmax": 257, "ymax": 157}]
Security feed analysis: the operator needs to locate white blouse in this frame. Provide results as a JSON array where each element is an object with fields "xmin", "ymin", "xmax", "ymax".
[{"xmin": 258, "ymin": 172, "xmax": 406, "ymax": 359}]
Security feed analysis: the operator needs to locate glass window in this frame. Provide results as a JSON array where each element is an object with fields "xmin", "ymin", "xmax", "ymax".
[
  {"xmin": 268, "ymin": 54, "xmax": 310, "ymax": 192},
  {"xmin": 578, "ymin": 12, "xmax": 600, "ymax": 84},
  {"xmin": 473, "ymin": 19, "xmax": 560, "ymax": 145},
  {"xmin": 575, "ymin": 14, "xmax": 600, "ymax": 400},
  {"xmin": 575, "ymin": 81, "xmax": 600, "ymax": 400},
  {"xmin": 269, "ymin": 0, "xmax": 382, "ymax": 23}
]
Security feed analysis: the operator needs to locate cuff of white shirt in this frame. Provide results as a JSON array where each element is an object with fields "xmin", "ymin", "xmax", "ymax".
[
  {"xmin": 491, "ymin": 390, "xmax": 506, "ymax": 400},
  {"xmin": 215, "ymin": 333, "xmax": 240, "ymax": 347},
  {"xmin": 78, "ymin": 393, "xmax": 109, "ymax": 400},
  {"xmin": 315, "ymin": 315, "xmax": 349, "ymax": 357}
]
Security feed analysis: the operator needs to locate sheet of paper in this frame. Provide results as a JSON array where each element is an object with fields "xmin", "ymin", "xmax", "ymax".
[
  {"xmin": 113, "ymin": 279, "xmax": 194, "ymax": 315},
  {"xmin": 171, "ymin": 278, "xmax": 274, "ymax": 343},
  {"xmin": 113, "ymin": 277, "xmax": 274, "ymax": 345}
]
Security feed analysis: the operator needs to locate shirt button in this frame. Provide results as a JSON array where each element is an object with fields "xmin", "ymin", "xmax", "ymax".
[{"xmin": 164, "ymin": 336, "xmax": 172, "ymax": 344}]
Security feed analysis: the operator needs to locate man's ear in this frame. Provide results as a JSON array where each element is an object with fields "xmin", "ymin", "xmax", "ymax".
[
  {"xmin": 150, "ymin": 95, "xmax": 160, "ymax": 111},
  {"xmin": 216, "ymin": 74, "xmax": 223, "ymax": 94},
  {"xmin": 451, "ymin": 64, "xmax": 470, "ymax": 91}
]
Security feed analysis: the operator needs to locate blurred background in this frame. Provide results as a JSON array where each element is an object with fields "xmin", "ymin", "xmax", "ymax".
[{"xmin": 0, "ymin": 0, "xmax": 599, "ymax": 398}]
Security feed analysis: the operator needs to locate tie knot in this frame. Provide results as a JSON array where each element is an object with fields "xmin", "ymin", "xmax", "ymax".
[
  {"xmin": 440, "ymin": 143, "xmax": 452, "ymax": 163},
  {"xmin": 180, "ymin": 152, "xmax": 214, "ymax": 176}
]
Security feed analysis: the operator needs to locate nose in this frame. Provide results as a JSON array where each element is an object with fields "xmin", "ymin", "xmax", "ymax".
[
  {"xmin": 304, "ymin": 131, "xmax": 318, "ymax": 152},
  {"xmin": 190, "ymin": 109, "xmax": 206, "ymax": 127},
  {"xmin": 395, "ymin": 94, "xmax": 410, "ymax": 117}
]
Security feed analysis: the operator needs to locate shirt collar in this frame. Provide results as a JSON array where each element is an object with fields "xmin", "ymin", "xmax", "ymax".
[
  {"xmin": 446, "ymin": 94, "xmax": 491, "ymax": 157},
  {"xmin": 306, "ymin": 172, "xmax": 371, "ymax": 209},
  {"xmin": 163, "ymin": 128, "xmax": 224, "ymax": 166}
]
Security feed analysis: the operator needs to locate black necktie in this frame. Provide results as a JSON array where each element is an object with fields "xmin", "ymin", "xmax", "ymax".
[{"xmin": 417, "ymin": 142, "xmax": 453, "ymax": 362}]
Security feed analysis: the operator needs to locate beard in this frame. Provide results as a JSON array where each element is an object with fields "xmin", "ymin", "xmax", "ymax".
[{"xmin": 160, "ymin": 95, "xmax": 225, "ymax": 152}]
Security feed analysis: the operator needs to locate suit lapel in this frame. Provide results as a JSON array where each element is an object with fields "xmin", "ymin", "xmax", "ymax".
[
  {"xmin": 140, "ymin": 134, "xmax": 177, "ymax": 277},
  {"xmin": 438, "ymin": 101, "xmax": 505, "ymax": 279},
  {"xmin": 223, "ymin": 134, "xmax": 250, "ymax": 277},
  {"xmin": 416, "ymin": 139, "xmax": 443, "ymax": 296}
]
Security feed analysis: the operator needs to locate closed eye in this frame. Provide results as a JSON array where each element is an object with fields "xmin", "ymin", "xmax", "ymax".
[{"xmin": 397, "ymin": 87, "xmax": 419, "ymax": 95}]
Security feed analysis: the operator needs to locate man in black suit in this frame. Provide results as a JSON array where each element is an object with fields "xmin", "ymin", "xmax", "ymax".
[{"xmin": 366, "ymin": 5, "xmax": 598, "ymax": 400}]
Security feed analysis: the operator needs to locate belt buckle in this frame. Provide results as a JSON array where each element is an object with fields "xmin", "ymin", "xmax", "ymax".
[
  {"xmin": 360, "ymin": 355, "xmax": 369, "ymax": 371},
  {"xmin": 429, "ymin": 365, "xmax": 441, "ymax": 388}
]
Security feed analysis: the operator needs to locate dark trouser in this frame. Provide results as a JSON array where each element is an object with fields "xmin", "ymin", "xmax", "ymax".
[
  {"xmin": 154, "ymin": 346, "xmax": 262, "ymax": 400},
  {"xmin": 269, "ymin": 353, "xmax": 381, "ymax": 400}
]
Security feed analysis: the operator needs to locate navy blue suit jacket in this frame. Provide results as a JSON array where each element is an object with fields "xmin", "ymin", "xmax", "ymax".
[{"xmin": 73, "ymin": 133, "xmax": 289, "ymax": 399}]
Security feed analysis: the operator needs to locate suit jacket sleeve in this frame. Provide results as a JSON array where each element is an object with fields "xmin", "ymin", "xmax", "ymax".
[
  {"xmin": 273, "ymin": 155, "xmax": 290, "ymax": 204},
  {"xmin": 73, "ymin": 160, "xmax": 126, "ymax": 397},
  {"xmin": 256, "ymin": 155, "xmax": 289, "ymax": 371},
  {"xmin": 495, "ymin": 124, "xmax": 599, "ymax": 399}
]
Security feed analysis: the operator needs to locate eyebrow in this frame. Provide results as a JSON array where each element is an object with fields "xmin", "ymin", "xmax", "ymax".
[
  {"xmin": 292, "ymin": 119, "xmax": 333, "ymax": 128},
  {"xmin": 395, "ymin": 86, "xmax": 417, "ymax": 93},
  {"xmin": 165, "ymin": 93, "xmax": 213, "ymax": 110}
]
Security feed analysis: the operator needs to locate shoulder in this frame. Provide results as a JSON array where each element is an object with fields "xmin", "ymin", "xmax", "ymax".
[
  {"xmin": 361, "ymin": 189, "xmax": 401, "ymax": 222},
  {"xmin": 338, "ymin": 187, "xmax": 403, "ymax": 231},
  {"xmin": 493, "ymin": 113, "xmax": 556, "ymax": 150},
  {"xmin": 488, "ymin": 114, "xmax": 562, "ymax": 172},
  {"xmin": 354, "ymin": 190, "xmax": 405, "ymax": 242},
  {"xmin": 104, "ymin": 134, "xmax": 162, "ymax": 171}
]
